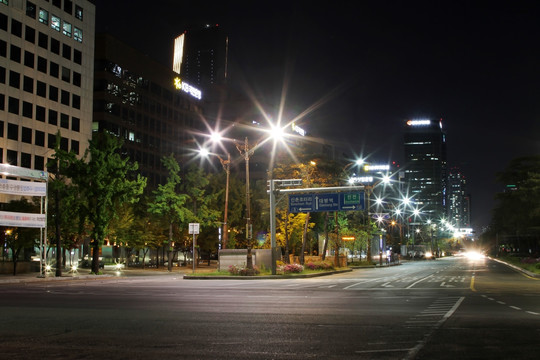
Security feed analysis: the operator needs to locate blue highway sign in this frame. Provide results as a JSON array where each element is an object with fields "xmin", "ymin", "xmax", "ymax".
[{"xmin": 289, "ymin": 192, "xmax": 364, "ymax": 213}]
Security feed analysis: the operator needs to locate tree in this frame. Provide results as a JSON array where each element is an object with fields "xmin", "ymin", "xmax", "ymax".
[
  {"xmin": 73, "ymin": 132, "xmax": 146, "ymax": 274},
  {"xmin": 148, "ymin": 155, "xmax": 189, "ymax": 272},
  {"xmin": 47, "ymin": 132, "xmax": 83, "ymax": 276},
  {"xmin": 490, "ymin": 156, "xmax": 540, "ymax": 252}
]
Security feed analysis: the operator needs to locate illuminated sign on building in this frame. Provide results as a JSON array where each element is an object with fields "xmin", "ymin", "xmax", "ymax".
[
  {"xmin": 364, "ymin": 164, "xmax": 390, "ymax": 172},
  {"xmin": 348, "ymin": 176, "xmax": 373, "ymax": 184},
  {"xmin": 407, "ymin": 119, "xmax": 431, "ymax": 126},
  {"xmin": 291, "ymin": 122, "xmax": 306, "ymax": 136},
  {"xmin": 173, "ymin": 34, "xmax": 185, "ymax": 75},
  {"xmin": 174, "ymin": 77, "xmax": 202, "ymax": 100}
]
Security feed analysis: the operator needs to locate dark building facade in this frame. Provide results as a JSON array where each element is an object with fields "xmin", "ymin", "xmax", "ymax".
[
  {"xmin": 173, "ymin": 24, "xmax": 228, "ymax": 91},
  {"xmin": 403, "ymin": 119, "xmax": 447, "ymax": 220},
  {"xmin": 93, "ymin": 33, "xmax": 205, "ymax": 188}
]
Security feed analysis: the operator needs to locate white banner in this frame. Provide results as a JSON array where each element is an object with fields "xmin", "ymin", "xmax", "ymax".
[
  {"xmin": 0, "ymin": 211, "xmax": 46, "ymax": 228},
  {"xmin": 0, "ymin": 179, "xmax": 47, "ymax": 196}
]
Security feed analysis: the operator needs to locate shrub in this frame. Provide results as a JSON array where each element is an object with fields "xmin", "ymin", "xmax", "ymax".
[
  {"xmin": 279, "ymin": 263, "xmax": 304, "ymax": 274},
  {"xmin": 228, "ymin": 264, "xmax": 260, "ymax": 276},
  {"xmin": 305, "ymin": 261, "xmax": 334, "ymax": 271}
]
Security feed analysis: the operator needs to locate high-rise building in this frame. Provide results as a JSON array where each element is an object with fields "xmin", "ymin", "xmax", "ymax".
[
  {"xmin": 403, "ymin": 119, "xmax": 447, "ymax": 220},
  {"xmin": 93, "ymin": 33, "xmax": 205, "ymax": 188},
  {"xmin": 173, "ymin": 24, "xmax": 228, "ymax": 91},
  {"xmin": 447, "ymin": 167, "xmax": 470, "ymax": 228},
  {"xmin": 0, "ymin": 0, "xmax": 95, "ymax": 174}
]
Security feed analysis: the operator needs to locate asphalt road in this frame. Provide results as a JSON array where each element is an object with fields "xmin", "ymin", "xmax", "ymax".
[{"xmin": 1, "ymin": 256, "xmax": 539, "ymax": 359}]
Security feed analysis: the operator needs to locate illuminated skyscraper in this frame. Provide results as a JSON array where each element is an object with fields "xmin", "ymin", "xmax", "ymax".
[
  {"xmin": 448, "ymin": 167, "xmax": 470, "ymax": 228},
  {"xmin": 403, "ymin": 119, "xmax": 448, "ymax": 220}
]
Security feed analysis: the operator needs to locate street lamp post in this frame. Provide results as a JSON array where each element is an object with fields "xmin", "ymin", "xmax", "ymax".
[{"xmin": 235, "ymin": 137, "xmax": 256, "ymax": 273}]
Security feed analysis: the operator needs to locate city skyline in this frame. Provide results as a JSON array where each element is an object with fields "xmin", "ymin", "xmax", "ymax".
[{"xmin": 94, "ymin": 1, "xmax": 539, "ymax": 230}]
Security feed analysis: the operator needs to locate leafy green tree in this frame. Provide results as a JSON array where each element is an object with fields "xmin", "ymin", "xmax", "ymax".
[
  {"xmin": 490, "ymin": 155, "xmax": 540, "ymax": 252},
  {"xmin": 148, "ymin": 155, "xmax": 189, "ymax": 272},
  {"xmin": 73, "ymin": 132, "xmax": 146, "ymax": 274},
  {"xmin": 47, "ymin": 132, "xmax": 85, "ymax": 275}
]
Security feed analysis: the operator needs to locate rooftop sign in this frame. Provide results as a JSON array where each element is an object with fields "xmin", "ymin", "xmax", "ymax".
[
  {"xmin": 407, "ymin": 119, "xmax": 431, "ymax": 126},
  {"xmin": 174, "ymin": 77, "xmax": 202, "ymax": 100}
]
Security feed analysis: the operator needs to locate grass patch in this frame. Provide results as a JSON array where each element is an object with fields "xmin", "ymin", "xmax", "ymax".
[{"xmin": 499, "ymin": 255, "xmax": 540, "ymax": 274}]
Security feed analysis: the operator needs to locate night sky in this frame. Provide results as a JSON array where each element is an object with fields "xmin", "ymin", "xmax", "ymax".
[{"xmin": 94, "ymin": 0, "xmax": 539, "ymax": 230}]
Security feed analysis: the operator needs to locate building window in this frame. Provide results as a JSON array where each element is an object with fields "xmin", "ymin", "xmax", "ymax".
[
  {"xmin": 73, "ymin": 27, "xmax": 82, "ymax": 42},
  {"xmin": 48, "ymin": 109, "xmax": 57, "ymax": 125},
  {"xmin": 62, "ymin": 21, "xmax": 71, "ymax": 37},
  {"xmin": 49, "ymin": 85, "xmax": 58, "ymax": 101},
  {"xmin": 35, "ymin": 131, "xmax": 44, "ymax": 146},
  {"xmin": 71, "ymin": 139, "xmax": 79, "ymax": 155},
  {"xmin": 49, "ymin": 61, "xmax": 59, "ymax": 77},
  {"xmin": 9, "ymin": 70, "xmax": 20, "ymax": 88},
  {"xmin": 52, "ymin": 0, "xmax": 61, "ymax": 8},
  {"xmin": 72, "ymin": 94, "xmax": 80, "ymax": 109},
  {"xmin": 0, "ymin": 13, "xmax": 7, "ymax": 31},
  {"xmin": 0, "ymin": 120, "xmax": 3, "ymax": 137},
  {"xmin": 0, "ymin": 94, "xmax": 4, "ymax": 110},
  {"xmin": 37, "ymin": 56, "xmax": 46, "ymax": 73},
  {"xmin": 61, "ymin": 90, "xmax": 70, "ymax": 105},
  {"xmin": 50, "ymin": 38, "xmax": 60, "ymax": 54},
  {"xmin": 10, "ymin": 44, "xmax": 21, "ymax": 63},
  {"xmin": 0, "ymin": 0, "xmax": 8, "ymax": 5},
  {"xmin": 36, "ymin": 80, "xmax": 46, "ymax": 97},
  {"xmin": 36, "ymin": 105, "xmax": 45, "ymax": 121},
  {"xmin": 60, "ymin": 137, "xmax": 68, "ymax": 151},
  {"xmin": 26, "ymin": 1, "xmax": 37, "ymax": 18},
  {"xmin": 23, "ymin": 75, "xmax": 33, "ymax": 93},
  {"xmin": 0, "ymin": 39, "xmax": 5, "ymax": 57},
  {"xmin": 0, "ymin": 67, "xmax": 4, "ymax": 83},
  {"xmin": 25, "ymin": 25, "xmax": 35, "ymax": 43},
  {"xmin": 35, "ymin": 155, "xmax": 44, "ymax": 170},
  {"xmin": 75, "ymin": 5, "xmax": 83, "ymax": 20},
  {"xmin": 73, "ymin": 49, "xmax": 81, "ymax": 64},
  {"xmin": 47, "ymin": 133, "xmax": 56, "ymax": 149},
  {"xmin": 38, "ymin": 32, "xmax": 48, "ymax": 49},
  {"xmin": 8, "ymin": 123, "xmax": 18, "ymax": 140},
  {"xmin": 62, "ymin": 43, "xmax": 71, "ymax": 60},
  {"xmin": 64, "ymin": 0, "xmax": 72, "ymax": 15},
  {"xmin": 21, "ymin": 152, "xmax": 31, "ymax": 168},
  {"xmin": 71, "ymin": 116, "xmax": 79, "ymax": 132},
  {"xmin": 22, "ymin": 101, "xmax": 33, "ymax": 118},
  {"xmin": 60, "ymin": 113, "xmax": 69, "ymax": 128},
  {"xmin": 51, "ymin": 15, "xmax": 60, "ymax": 31},
  {"xmin": 73, "ymin": 71, "xmax": 81, "ymax": 86},
  {"xmin": 11, "ymin": 19, "xmax": 22, "ymax": 37},
  {"xmin": 39, "ymin": 8, "xmax": 49, "ymax": 25},
  {"xmin": 22, "ymin": 127, "xmax": 32, "ymax": 143},
  {"xmin": 24, "ymin": 50, "xmax": 34, "ymax": 68},
  {"xmin": 61, "ymin": 66, "xmax": 70, "ymax": 82},
  {"xmin": 8, "ymin": 97, "xmax": 19, "ymax": 114},
  {"xmin": 7, "ymin": 150, "xmax": 17, "ymax": 166}
]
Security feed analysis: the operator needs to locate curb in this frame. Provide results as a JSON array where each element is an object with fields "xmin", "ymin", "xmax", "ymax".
[
  {"xmin": 490, "ymin": 257, "xmax": 540, "ymax": 279},
  {"xmin": 183, "ymin": 268, "xmax": 353, "ymax": 280}
]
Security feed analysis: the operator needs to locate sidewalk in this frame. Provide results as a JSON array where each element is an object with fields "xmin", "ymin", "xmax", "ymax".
[{"xmin": 0, "ymin": 264, "xmax": 210, "ymax": 284}]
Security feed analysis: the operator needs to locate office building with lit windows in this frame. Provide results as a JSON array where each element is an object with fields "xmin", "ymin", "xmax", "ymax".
[
  {"xmin": 93, "ymin": 33, "xmax": 205, "ymax": 188},
  {"xmin": 403, "ymin": 119, "xmax": 447, "ymax": 220},
  {"xmin": 448, "ymin": 167, "xmax": 470, "ymax": 228},
  {"xmin": 0, "ymin": 0, "xmax": 94, "ymax": 172}
]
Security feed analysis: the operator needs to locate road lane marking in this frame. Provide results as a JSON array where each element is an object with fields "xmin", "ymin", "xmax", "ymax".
[
  {"xmin": 470, "ymin": 275, "xmax": 476, "ymax": 292},
  {"xmin": 406, "ymin": 274, "xmax": 433, "ymax": 289},
  {"xmin": 404, "ymin": 297, "xmax": 465, "ymax": 360},
  {"xmin": 509, "ymin": 306, "xmax": 522, "ymax": 311},
  {"xmin": 526, "ymin": 311, "xmax": 539, "ymax": 316}
]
